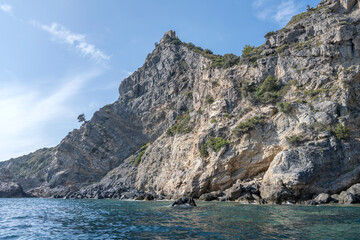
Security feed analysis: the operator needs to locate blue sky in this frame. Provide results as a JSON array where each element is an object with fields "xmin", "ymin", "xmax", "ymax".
[{"xmin": 0, "ymin": 0, "xmax": 320, "ymax": 161}]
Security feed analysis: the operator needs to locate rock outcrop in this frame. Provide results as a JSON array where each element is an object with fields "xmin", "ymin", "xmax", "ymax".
[
  {"xmin": 1, "ymin": 0, "xmax": 360, "ymax": 204},
  {"xmin": 0, "ymin": 169, "xmax": 28, "ymax": 198}
]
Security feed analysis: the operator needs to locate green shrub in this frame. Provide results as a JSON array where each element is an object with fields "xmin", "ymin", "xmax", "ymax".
[
  {"xmin": 212, "ymin": 81, "xmax": 219, "ymax": 87},
  {"xmin": 276, "ymin": 44, "xmax": 287, "ymax": 54},
  {"xmin": 134, "ymin": 150, "xmax": 145, "ymax": 165},
  {"xmin": 184, "ymin": 91, "xmax": 193, "ymax": 97},
  {"xmin": 332, "ymin": 123, "xmax": 350, "ymax": 140},
  {"xmin": 233, "ymin": 116, "xmax": 266, "ymax": 136},
  {"xmin": 242, "ymin": 45, "xmax": 256, "ymax": 58},
  {"xmin": 311, "ymin": 122, "xmax": 330, "ymax": 132},
  {"xmin": 287, "ymin": 6, "xmax": 326, "ymax": 27},
  {"xmin": 223, "ymin": 54, "xmax": 241, "ymax": 68},
  {"xmin": 283, "ymin": 28, "xmax": 291, "ymax": 33},
  {"xmin": 200, "ymin": 137, "xmax": 230, "ymax": 158},
  {"xmin": 200, "ymin": 144, "xmax": 209, "ymax": 158},
  {"xmin": 254, "ymin": 76, "xmax": 281, "ymax": 103},
  {"xmin": 286, "ymin": 134, "xmax": 305, "ymax": 145},
  {"xmin": 277, "ymin": 102, "xmax": 292, "ymax": 113},
  {"xmin": 210, "ymin": 118, "xmax": 217, "ymax": 123},
  {"xmin": 206, "ymin": 95, "xmax": 215, "ymax": 104},
  {"xmin": 134, "ymin": 143, "xmax": 150, "ymax": 165},
  {"xmin": 181, "ymin": 42, "xmax": 239, "ymax": 69},
  {"xmin": 238, "ymin": 108, "xmax": 251, "ymax": 118},
  {"xmin": 224, "ymin": 113, "xmax": 232, "ymax": 119},
  {"xmin": 241, "ymin": 45, "xmax": 263, "ymax": 65},
  {"xmin": 303, "ymin": 89, "xmax": 328, "ymax": 99},
  {"xmin": 169, "ymin": 37, "xmax": 182, "ymax": 45},
  {"xmin": 287, "ymin": 12, "xmax": 308, "ymax": 26},
  {"xmin": 166, "ymin": 113, "xmax": 193, "ymax": 136}
]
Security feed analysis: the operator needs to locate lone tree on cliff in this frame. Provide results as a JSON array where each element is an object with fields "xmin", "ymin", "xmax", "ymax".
[{"xmin": 77, "ymin": 113, "xmax": 86, "ymax": 123}]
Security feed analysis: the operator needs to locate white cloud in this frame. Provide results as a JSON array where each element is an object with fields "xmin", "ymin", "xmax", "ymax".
[
  {"xmin": 252, "ymin": 0, "xmax": 267, "ymax": 8},
  {"xmin": 253, "ymin": 0, "xmax": 304, "ymax": 26},
  {"xmin": 34, "ymin": 22, "xmax": 110, "ymax": 64},
  {"xmin": 0, "ymin": 70, "xmax": 101, "ymax": 161},
  {"xmin": 0, "ymin": 3, "xmax": 12, "ymax": 13},
  {"xmin": 274, "ymin": 1, "xmax": 300, "ymax": 25}
]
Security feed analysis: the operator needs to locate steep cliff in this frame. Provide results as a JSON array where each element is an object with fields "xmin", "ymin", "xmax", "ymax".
[{"xmin": 1, "ymin": 0, "xmax": 360, "ymax": 203}]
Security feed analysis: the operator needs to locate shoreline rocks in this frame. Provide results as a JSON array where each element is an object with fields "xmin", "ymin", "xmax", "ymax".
[{"xmin": 172, "ymin": 197, "xmax": 197, "ymax": 207}]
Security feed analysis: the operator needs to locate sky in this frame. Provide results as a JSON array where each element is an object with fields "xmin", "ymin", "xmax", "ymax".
[{"xmin": 0, "ymin": 0, "xmax": 320, "ymax": 161}]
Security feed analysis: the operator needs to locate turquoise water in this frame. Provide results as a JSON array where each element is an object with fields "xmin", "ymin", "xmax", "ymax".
[{"xmin": 0, "ymin": 199, "xmax": 359, "ymax": 239}]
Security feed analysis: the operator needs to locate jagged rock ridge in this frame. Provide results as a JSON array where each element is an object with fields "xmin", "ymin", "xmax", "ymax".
[{"xmin": 1, "ymin": 0, "xmax": 360, "ymax": 204}]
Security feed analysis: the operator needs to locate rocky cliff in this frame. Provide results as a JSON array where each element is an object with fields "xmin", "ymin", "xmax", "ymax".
[{"xmin": 1, "ymin": 0, "xmax": 360, "ymax": 204}]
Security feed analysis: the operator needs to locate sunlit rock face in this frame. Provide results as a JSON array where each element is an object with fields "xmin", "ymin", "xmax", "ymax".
[{"xmin": 1, "ymin": 0, "xmax": 360, "ymax": 203}]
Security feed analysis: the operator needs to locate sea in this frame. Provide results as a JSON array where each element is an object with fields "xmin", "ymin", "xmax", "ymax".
[{"xmin": 0, "ymin": 198, "xmax": 359, "ymax": 239}]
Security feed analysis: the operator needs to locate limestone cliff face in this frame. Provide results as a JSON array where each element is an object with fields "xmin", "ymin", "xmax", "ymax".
[{"xmin": 1, "ymin": 0, "xmax": 360, "ymax": 203}]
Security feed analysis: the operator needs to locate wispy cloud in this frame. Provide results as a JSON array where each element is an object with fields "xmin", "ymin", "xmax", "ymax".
[
  {"xmin": 0, "ymin": 3, "xmax": 12, "ymax": 13},
  {"xmin": 274, "ymin": 1, "xmax": 300, "ymax": 25},
  {"xmin": 1, "ymin": 4, "xmax": 110, "ymax": 64},
  {"xmin": 0, "ymin": 3, "xmax": 19, "ymax": 20},
  {"xmin": 36, "ymin": 22, "xmax": 111, "ymax": 64},
  {"xmin": 252, "ymin": 0, "xmax": 304, "ymax": 26},
  {"xmin": 0, "ymin": 70, "xmax": 102, "ymax": 161}
]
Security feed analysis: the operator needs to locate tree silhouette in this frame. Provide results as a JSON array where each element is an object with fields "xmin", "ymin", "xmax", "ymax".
[{"xmin": 77, "ymin": 114, "xmax": 86, "ymax": 123}]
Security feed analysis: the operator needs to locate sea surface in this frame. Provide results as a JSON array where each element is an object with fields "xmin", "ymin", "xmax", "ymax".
[{"xmin": 0, "ymin": 199, "xmax": 359, "ymax": 239}]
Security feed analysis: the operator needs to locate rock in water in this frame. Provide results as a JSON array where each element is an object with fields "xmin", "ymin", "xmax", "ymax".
[
  {"xmin": 172, "ymin": 197, "xmax": 197, "ymax": 207},
  {"xmin": 0, "ymin": 168, "xmax": 28, "ymax": 198},
  {"xmin": 0, "ymin": 182, "xmax": 27, "ymax": 198}
]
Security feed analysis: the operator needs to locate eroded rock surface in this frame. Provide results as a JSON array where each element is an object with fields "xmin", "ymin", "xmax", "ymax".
[{"xmin": 0, "ymin": 1, "xmax": 360, "ymax": 204}]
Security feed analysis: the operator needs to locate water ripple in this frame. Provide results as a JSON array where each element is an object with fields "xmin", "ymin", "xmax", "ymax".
[{"xmin": 0, "ymin": 199, "xmax": 359, "ymax": 239}]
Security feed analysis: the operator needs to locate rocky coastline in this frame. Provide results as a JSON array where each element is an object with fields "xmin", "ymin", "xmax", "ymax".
[{"xmin": 1, "ymin": 0, "xmax": 360, "ymax": 206}]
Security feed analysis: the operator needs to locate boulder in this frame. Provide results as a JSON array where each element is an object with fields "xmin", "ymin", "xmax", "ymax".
[
  {"xmin": 330, "ymin": 194, "xmax": 340, "ymax": 203},
  {"xmin": 172, "ymin": 197, "xmax": 197, "ymax": 207},
  {"xmin": 305, "ymin": 200, "xmax": 318, "ymax": 206},
  {"xmin": 224, "ymin": 181, "xmax": 243, "ymax": 201},
  {"xmin": 339, "ymin": 191, "xmax": 357, "ymax": 204},
  {"xmin": 235, "ymin": 192, "xmax": 255, "ymax": 203},
  {"xmin": 199, "ymin": 191, "xmax": 223, "ymax": 201},
  {"xmin": 314, "ymin": 193, "xmax": 331, "ymax": 204},
  {"xmin": 346, "ymin": 183, "xmax": 360, "ymax": 198},
  {"xmin": 0, "ymin": 181, "xmax": 27, "ymax": 198},
  {"xmin": 260, "ymin": 179, "xmax": 294, "ymax": 204},
  {"xmin": 144, "ymin": 193, "xmax": 154, "ymax": 201}
]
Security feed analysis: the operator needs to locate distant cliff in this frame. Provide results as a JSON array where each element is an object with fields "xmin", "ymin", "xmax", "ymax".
[{"xmin": 1, "ymin": 0, "xmax": 360, "ymax": 204}]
